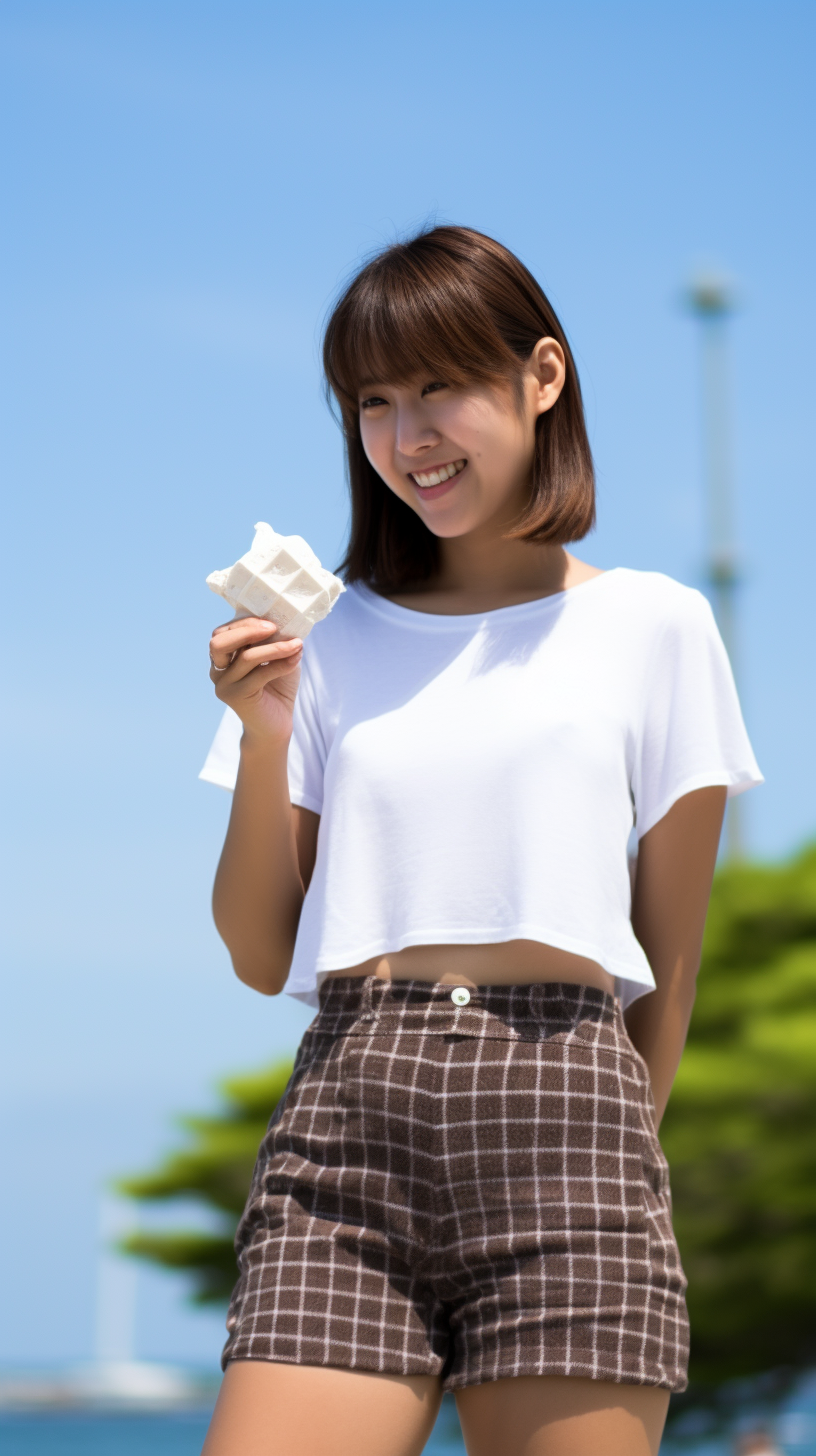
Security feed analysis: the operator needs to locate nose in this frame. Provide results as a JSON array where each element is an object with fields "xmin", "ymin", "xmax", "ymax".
[{"xmin": 394, "ymin": 400, "xmax": 440, "ymax": 460}]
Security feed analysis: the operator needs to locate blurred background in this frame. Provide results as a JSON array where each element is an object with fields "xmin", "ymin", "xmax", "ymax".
[{"xmin": 1, "ymin": 1, "xmax": 814, "ymax": 1452}]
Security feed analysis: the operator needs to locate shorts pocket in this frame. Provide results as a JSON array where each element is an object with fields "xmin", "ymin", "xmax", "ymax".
[{"xmin": 454, "ymin": 1036, "xmax": 650, "ymax": 1235}]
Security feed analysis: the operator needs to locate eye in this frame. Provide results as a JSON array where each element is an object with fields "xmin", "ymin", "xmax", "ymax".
[
  {"xmin": 421, "ymin": 381, "xmax": 448, "ymax": 397},
  {"xmin": 360, "ymin": 395, "xmax": 388, "ymax": 410}
]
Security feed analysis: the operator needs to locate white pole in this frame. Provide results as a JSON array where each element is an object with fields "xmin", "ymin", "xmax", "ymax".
[
  {"xmin": 686, "ymin": 273, "xmax": 742, "ymax": 860},
  {"xmin": 95, "ymin": 1195, "xmax": 138, "ymax": 1366}
]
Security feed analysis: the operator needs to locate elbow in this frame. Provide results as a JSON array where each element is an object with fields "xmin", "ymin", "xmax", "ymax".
[
  {"xmin": 212, "ymin": 900, "xmax": 298, "ymax": 997},
  {"xmin": 231, "ymin": 953, "xmax": 291, "ymax": 997}
]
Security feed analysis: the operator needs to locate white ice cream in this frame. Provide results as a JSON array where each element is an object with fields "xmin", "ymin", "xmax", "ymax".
[{"xmin": 206, "ymin": 522, "xmax": 345, "ymax": 637}]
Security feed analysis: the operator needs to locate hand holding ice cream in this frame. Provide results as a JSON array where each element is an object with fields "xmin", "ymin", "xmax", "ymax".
[{"xmin": 206, "ymin": 524, "xmax": 343, "ymax": 748}]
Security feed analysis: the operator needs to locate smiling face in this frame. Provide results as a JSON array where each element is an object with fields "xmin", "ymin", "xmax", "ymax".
[{"xmin": 358, "ymin": 339, "xmax": 566, "ymax": 541}]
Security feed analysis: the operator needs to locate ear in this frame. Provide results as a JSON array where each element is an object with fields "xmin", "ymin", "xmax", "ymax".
[{"xmin": 529, "ymin": 337, "xmax": 567, "ymax": 416}]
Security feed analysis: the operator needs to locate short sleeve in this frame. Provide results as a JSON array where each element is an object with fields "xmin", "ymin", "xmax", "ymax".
[
  {"xmin": 286, "ymin": 654, "xmax": 326, "ymax": 814},
  {"xmin": 198, "ymin": 653, "xmax": 326, "ymax": 814},
  {"xmin": 198, "ymin": 704, "xmax": 242, "ymax": 789},
  {"xmin": 631, "ymin": 588, "xmax": 763, "ymax": 839}
]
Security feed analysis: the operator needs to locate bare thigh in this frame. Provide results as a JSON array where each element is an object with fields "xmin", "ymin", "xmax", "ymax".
[
  {"xmin": 201, "ymin": 1360, "xmax": 443, "ymax": 1456},
  {"xmin": 455, "ymin": 1374, "xmax": 670, "ymax": 1456}
]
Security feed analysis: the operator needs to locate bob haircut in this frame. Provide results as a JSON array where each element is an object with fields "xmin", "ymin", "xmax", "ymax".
[{"xmin": 323, "ymin": 225, "xmax": 595, "ymax": 593}]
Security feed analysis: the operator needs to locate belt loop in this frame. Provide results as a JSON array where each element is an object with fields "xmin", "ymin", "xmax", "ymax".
[{"xmin": 359, "ymin": 975, "xmax": 375, "ymax": 1023}]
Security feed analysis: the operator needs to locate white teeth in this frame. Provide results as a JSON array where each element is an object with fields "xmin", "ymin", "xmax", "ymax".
[{"xmin": 413, "ymin": 459, "xmax": 465, "ymax": 488}]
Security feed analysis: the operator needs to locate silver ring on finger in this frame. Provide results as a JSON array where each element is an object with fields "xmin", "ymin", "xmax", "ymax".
[{"xmin": 209, "ymin": 651, "xmax": 235, "ymax": 673}]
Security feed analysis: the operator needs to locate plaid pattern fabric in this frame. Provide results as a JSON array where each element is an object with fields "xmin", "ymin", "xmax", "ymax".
[{"xmin": 223, "ymin": 976, "xmax": 689, "ymax": 1392}]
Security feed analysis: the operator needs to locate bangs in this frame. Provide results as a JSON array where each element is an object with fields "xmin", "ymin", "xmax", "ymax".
[{"xmin": 324, "ymin": 245, "xmax": 523, "ymax": 417}]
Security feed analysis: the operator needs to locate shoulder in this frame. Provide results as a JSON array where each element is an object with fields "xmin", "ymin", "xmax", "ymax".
[{"xmin": 602, "ymin": 568, "xmax": 715, "ymax": 637}]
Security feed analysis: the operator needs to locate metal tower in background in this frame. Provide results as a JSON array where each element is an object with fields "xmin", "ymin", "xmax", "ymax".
[{"xmin": 686, "ymin": 272, "xmax": 743, "ymax": 860}]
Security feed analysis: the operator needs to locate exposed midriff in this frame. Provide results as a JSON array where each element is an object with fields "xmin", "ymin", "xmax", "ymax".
[{"xmin": 322, "ymin": 939, "xmax": 616, "ymax": 994}]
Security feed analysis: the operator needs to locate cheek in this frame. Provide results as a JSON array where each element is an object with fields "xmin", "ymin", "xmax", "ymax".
[
  {"xmin": 483, "ymin": 409, "xmax": 531, "ymax": 473},
  {"xmin": 466, "ymin": 417, "xmax": 519, "ymax": 475},
  {"xmin": 453, "ymin": 397, "xmax": 518, "ymax": 463},
  {"xmin": 359, "ymin": 421, "xmax": 389, "ymax": 473},
  {"xmin": 360, "ymin": 421, "xmax": 409, "ymax": 496}
]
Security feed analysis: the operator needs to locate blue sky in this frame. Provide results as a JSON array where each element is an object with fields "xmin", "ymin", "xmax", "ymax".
[{"xmin": 2, "ymin": 0, "xmax": 814, "ymax": 1367}]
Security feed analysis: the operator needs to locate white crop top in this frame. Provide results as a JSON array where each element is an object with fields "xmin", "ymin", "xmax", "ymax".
[{"xmin": 201, "ymin": 568, "xmax": 763, "ymax": 1010}]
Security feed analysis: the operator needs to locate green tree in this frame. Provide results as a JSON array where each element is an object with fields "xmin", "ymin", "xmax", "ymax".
[
  {"xmin": 119, "ymin": 1060, "xmax": 294, "ymax": 1303},
  {"xmin": 120, "ymin": 844, "xmax": 816, "ymax": 1390},
  {"xmin": 659, "ymin": 842, "xmax": 816, "ymax": 1389}
]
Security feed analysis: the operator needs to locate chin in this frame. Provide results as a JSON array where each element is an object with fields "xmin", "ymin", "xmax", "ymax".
[{"xmin": 423, "ymin": 517, "xmax": 480, "ymax": 540}]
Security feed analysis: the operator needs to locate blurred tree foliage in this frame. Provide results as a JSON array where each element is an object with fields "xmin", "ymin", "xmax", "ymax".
[
  {"xmin": 120, "ymin": 844, "xmax": 816, "ymax": 1389},
  {"xmin": 119, "ymin": 1060, "xmax": 294, "ymax": 1304},
  {"xmin": 659, "ymin": 841, "xmax": 816, "ymax": 1389}
]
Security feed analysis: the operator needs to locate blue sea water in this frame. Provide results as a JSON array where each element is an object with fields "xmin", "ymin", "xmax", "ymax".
[
  {"xmin": 0, "ymin": 1401, "xmax": 462, "ymax": 1455},
  {"xmin": 2, "ymin": 1379, "xmax": 815, "ymax": 1455},
  {"xmin": 0, "ymin": 1413, "xmax": 209, "ymax": 1455},
  {"xmin": 0, "ymin": 1408, "xmax": 467, "ymax": 1453},
  {"xmin": 0, "ymin": 1402, "xmax": 459, "ymax": 1454}
]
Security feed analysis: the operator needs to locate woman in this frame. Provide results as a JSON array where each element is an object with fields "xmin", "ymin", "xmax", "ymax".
[{"xmin": 200, "ymin": 226, "xmax": 762, "ymax": 1456}]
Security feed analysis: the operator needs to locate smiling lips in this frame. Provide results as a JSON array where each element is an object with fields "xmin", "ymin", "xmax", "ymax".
[{"xmin": 409, "ymin": 458, "xmax": 467, "ymax": 498}]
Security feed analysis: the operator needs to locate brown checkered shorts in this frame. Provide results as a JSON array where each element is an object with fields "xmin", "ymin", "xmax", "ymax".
[{"xmin": 222, "ymin": 976, "xmax": 689, "ymax": 1392}]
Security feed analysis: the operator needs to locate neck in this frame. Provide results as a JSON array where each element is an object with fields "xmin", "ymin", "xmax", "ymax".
[{"xmin": 435, "ymin": 529, "xmax": 570, "ymax": 600}]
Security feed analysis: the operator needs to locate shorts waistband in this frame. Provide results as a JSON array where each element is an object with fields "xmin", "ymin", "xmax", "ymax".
[{"xmin": 312, "ymin": 975, "xmax": 620, "ymax": 1041}]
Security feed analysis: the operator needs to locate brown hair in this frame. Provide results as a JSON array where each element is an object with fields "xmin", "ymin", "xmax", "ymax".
[{"xmin": 323, "ymin": 225, "xmax": 595, "ymax": 591}]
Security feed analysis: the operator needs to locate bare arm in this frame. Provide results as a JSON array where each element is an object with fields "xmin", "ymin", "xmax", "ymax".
[
  {"xmin": 625, "ymin": 785, "xmax": 727, "ymax": 1126},
  {"xmin": 213, "ymin": 754, "xmax": 319, "ymax": 994},
  {"xmin": 208, "ymin": 617, "xmax": 319, "ymax": 995}
]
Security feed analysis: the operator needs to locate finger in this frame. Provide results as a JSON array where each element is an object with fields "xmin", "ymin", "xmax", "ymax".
[
  {"xmin": 214, "ymin": 652, "xmax": 302, "ymax": 694},
  {"xmin": 212, "ymin": 615, "xmax": 280, "ymax": 635},
  {"xmin": 212, "ymin": 638, "xmax": 302, "ymax": 682},
  {"xmin": 233, "ymin": 640, "xmax": 303, "ymax": 671},
  {"xmin": 209, "ymin": 624, "xmax": 292, "ymax": 669},
  {"xmin": 209, "ymin": 620, "xmax": 279, "ymax": 661}
]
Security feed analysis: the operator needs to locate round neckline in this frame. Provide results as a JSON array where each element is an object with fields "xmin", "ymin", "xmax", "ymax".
[{"xmin": 353, "ymin": 568, "xmax": 623, "ymax": 629}]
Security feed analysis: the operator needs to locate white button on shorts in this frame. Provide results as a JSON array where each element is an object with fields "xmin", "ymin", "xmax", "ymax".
[{"xmin": 450, "ymin": 987, "xmax": 471, "ymax": 1006}]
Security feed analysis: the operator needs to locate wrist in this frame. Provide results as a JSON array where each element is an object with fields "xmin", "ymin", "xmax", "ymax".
[{"xmin": 239, "ymin": 727, "xmax": 291, "ymax": 761}]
